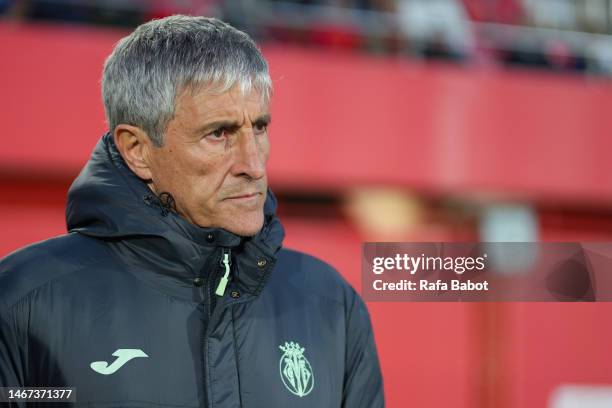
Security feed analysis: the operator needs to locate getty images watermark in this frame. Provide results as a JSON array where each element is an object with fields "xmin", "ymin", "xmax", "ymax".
[{"xmin": 362, "ymin": 243, "xmax": 612, "ymax": 301}]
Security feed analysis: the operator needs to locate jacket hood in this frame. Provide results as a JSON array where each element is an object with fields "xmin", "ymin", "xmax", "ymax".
[{"xmin": 66, "ymin": 132, "xmax": 285, "ymax": 300}]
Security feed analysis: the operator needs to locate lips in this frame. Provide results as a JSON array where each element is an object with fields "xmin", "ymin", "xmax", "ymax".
[{"xmin": 226, "ymin": 192, "xmax": 261, "ymax": 200}]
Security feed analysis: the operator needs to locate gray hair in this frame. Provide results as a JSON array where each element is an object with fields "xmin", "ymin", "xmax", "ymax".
[{"xmin": 102, "ymin": 15, "xmax": 272, "ymax": 146}]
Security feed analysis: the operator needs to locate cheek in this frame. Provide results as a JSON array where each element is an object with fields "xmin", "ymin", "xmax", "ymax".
[
  {"xmin": 259, "ymin": 136, "xmax": 271, "ymax": 162},
  {"xmin": 158, "ymin": 151, "xmax": 186, "ymax": 183},
  {"xmin": 149, "ymin": 148, "xmax": 202, "ymax": 194},
  {"xmin": 183, "ymin": 150, "xmax": 231, "ymax": 194}
]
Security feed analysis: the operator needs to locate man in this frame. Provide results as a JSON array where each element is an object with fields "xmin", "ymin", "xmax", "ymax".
[{"xmin": 0, "ymin": 15, "xmax": 384, "ymax": 407}]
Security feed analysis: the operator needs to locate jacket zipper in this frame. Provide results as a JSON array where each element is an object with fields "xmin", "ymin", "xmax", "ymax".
[
  {"xmin": 215, "ymin": 249, "xmax": 231, "ymax": 296},
  {"xmin": 209, "ymin": 248, "xmax": 231, "ymax": 315},
  {"xmin": 203, "ymin": 247, "xmax": 232, "ymax": 407}
]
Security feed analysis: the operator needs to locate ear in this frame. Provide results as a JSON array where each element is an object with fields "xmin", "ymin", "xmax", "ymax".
[{"xmin": 113, "ymin": 124, "xmax": 155, "ymax": 181}]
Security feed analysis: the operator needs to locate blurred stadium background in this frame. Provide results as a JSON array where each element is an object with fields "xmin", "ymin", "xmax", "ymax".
[{"xmin": 1, "ymin": 0, "xmax": 612, "ymax": 407}]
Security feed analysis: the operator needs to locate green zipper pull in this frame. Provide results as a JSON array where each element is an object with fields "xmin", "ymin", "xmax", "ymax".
[{"xmin": 215, "ymin": 250, "xmax": 231, "ymax": 296}]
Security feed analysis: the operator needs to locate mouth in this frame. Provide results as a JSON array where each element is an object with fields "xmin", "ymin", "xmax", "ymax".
[{"xmin": 225, "ymin": 192, "xmax": 262, "ymax": 201}]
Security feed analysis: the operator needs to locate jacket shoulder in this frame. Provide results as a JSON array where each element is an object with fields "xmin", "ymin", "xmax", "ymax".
[
  {"xmin": 0, "ymin": 233, "xmax": 107, "ymax": 309},
  {"xmin": 273, "ymin": 247, "xmax": 358, "ymax": 305}
]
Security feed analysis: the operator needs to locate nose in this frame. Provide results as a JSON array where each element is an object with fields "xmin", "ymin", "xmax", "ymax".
[{"xmin": 231, "ymin": 130, "xmax": 266, "ymax": 181}]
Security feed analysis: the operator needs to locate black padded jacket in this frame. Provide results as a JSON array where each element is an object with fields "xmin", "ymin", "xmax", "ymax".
[{"xmin": 0, "ymin": 133, "xmax": 384, "ymax": 407}]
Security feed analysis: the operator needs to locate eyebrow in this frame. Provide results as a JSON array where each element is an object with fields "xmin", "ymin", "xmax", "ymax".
[{"xmin": 196, "ymin": 113, "xmax": 272, "ymax": 134}]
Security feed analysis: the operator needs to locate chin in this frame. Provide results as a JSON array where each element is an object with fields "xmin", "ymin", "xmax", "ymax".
[{"xmin": 223, "ymin": 214, "xmax": 265, "ymax": 237}]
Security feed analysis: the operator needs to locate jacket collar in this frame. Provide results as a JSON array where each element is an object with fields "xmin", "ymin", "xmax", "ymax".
[{"xmin": 66, "ymin": 133, "xmax": 285, "ymax": 302}]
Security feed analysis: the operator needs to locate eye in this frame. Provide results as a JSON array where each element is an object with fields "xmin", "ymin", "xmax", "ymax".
[
  {"xmin": 254, "ymin": 122, "xmax": 268, "ymax": 135},
  {"xmin": 206, "ymin": 127, "xmax": 227, "ymax": 140}
]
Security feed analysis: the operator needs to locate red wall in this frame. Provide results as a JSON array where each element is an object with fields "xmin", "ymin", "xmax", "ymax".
[{"xmin": 1, "ymin": 22, "xmax": 612, "ymax": 204}]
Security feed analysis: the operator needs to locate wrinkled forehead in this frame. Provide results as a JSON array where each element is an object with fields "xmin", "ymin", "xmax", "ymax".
[
  {"xmin": 181, "ymin": 74, "xmax": 271, "ymax": 105},
  {"xmin": 172, "ymin": 81, "xmax": 270, "ymax": 127}
]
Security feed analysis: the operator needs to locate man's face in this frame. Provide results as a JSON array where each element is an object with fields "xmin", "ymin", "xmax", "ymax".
[{"xmin": 145, "ymin": 85, "xmax": 271, "ymax": 237}]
